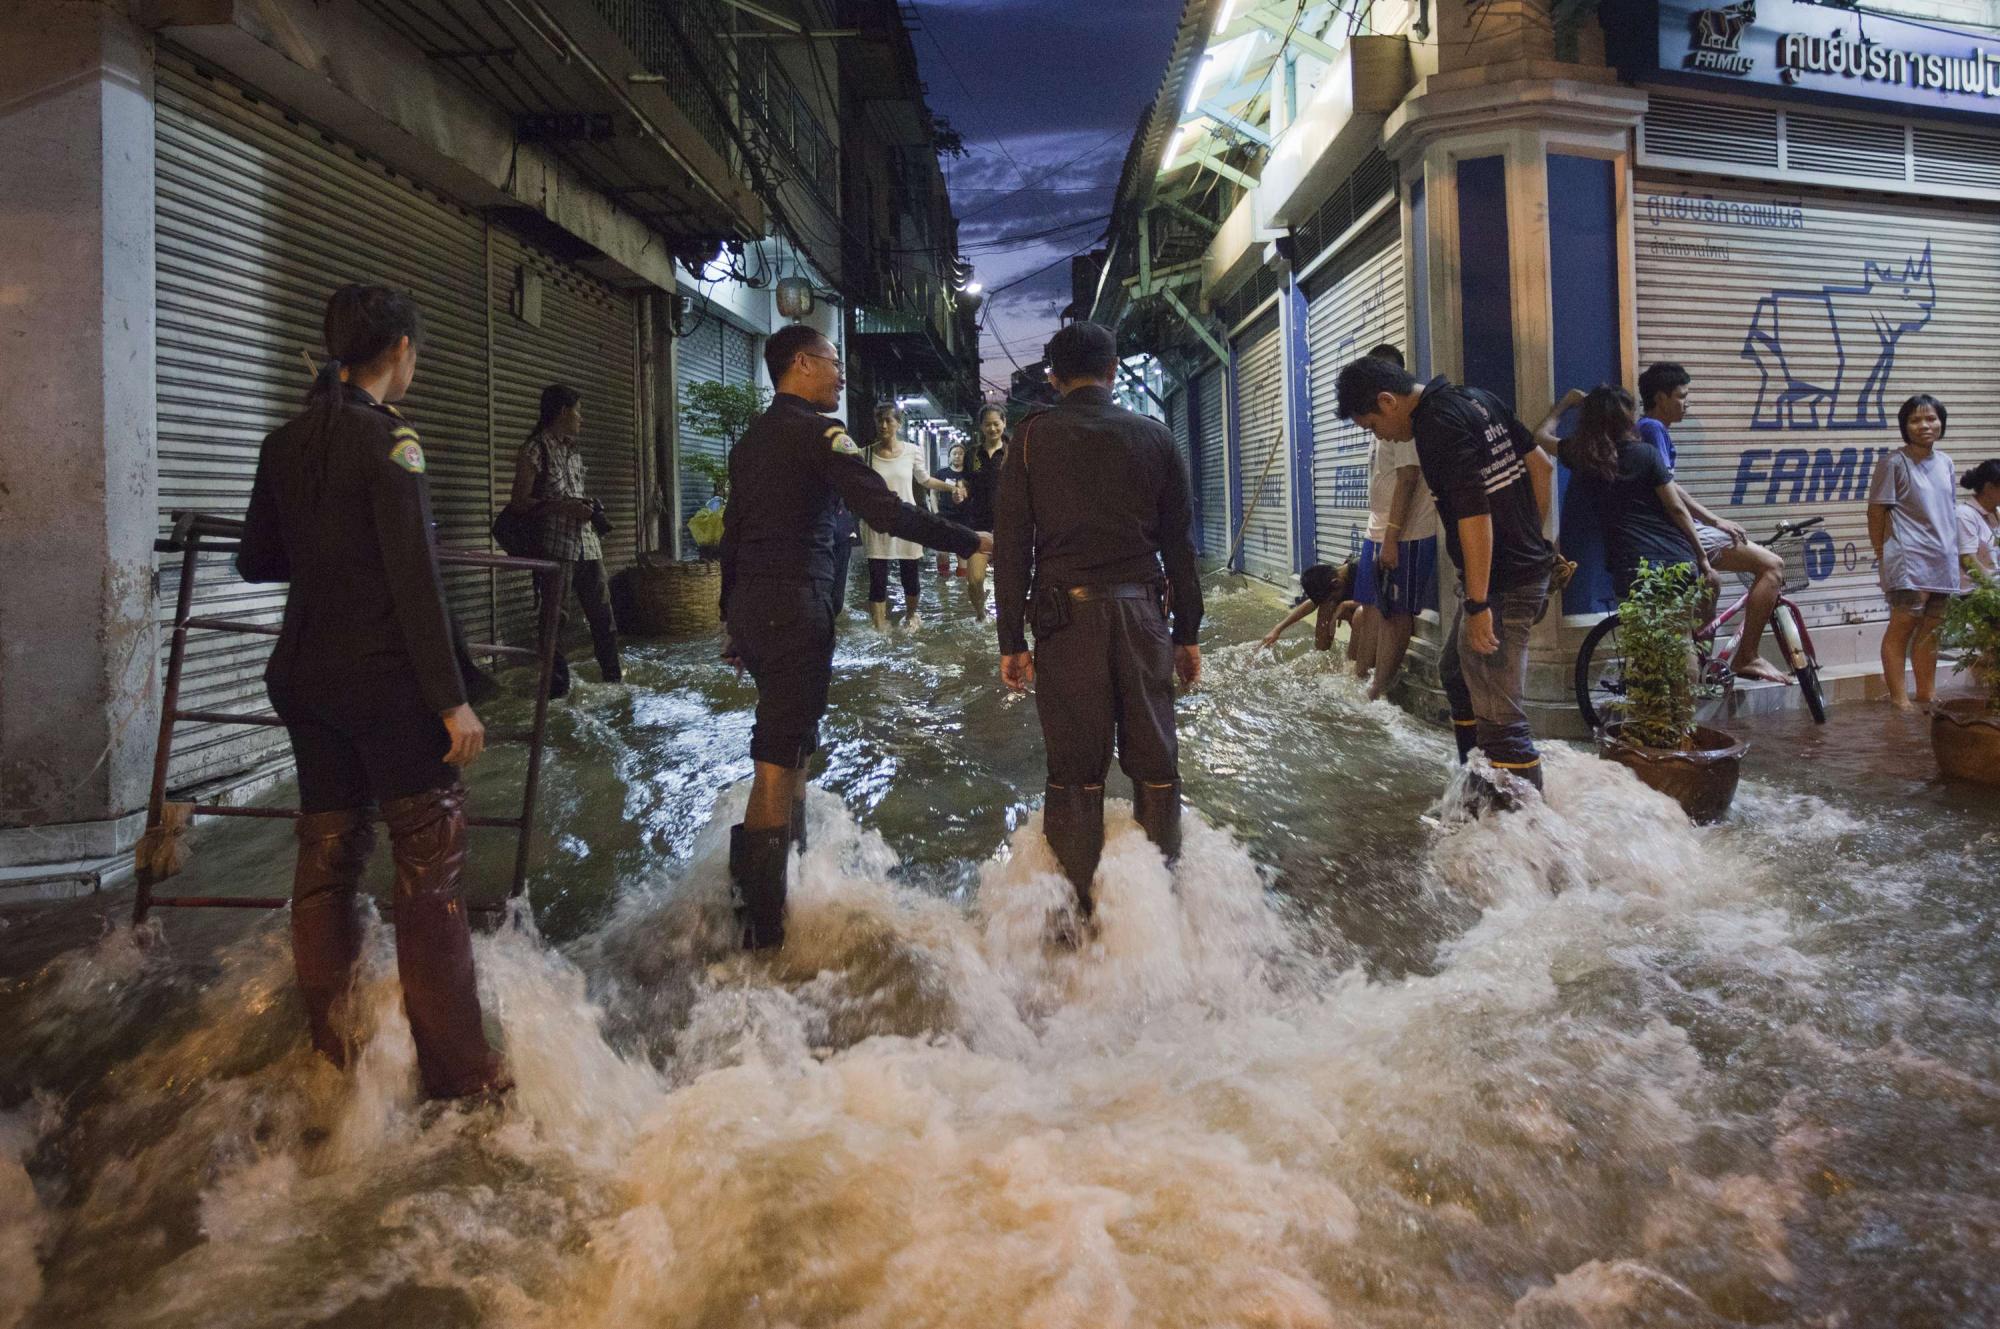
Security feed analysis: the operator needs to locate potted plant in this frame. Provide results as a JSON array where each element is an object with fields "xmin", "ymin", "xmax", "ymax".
[
  {"xmin": 679, "ymin": 380, "xmax": 767, "ymax": 557},
  {"xmin": 624, "ymin": 381, "xmax": 768, "ymax": 636},
  {"xmin": 1595, "ymin": 559, "xmax": 1749, "ymax": 823},
  {"xmin": 1932, "ymin": 570, "xmax": 2000, "ymax": 785}
]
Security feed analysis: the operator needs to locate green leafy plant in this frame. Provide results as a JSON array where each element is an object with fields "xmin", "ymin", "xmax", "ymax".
[
  {"xmin": 682, "ymin": 453, "xmax": 731, "ymax": 502},
  {"xmin": 1617, "ymin": 559, "xmax": 1706, "ymax": 750},
  {"xmin": 1940, "ymin": 570, "xmax": 2000, "ymax": 712},
  {"xmin": 679, "ymin": 380, "xmax": 770, "ymax": 503}
]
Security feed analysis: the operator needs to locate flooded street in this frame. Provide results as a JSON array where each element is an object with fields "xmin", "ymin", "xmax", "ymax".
[{"xmin": 3, "ymin": 573, "xmax": 1997, "ymax": 1329}]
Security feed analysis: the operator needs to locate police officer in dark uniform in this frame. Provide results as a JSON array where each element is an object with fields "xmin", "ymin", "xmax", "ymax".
[
  {"xmin": 993, "ymin": 321, "xmax": 1203, "ymax": 921},
  {"xmin": 237, "ymin": 284, "xmax": 508, "ymax": 1102},
  {"xmin": 719, "ymin": 324, "xmax": 990, "ymax": 950}
]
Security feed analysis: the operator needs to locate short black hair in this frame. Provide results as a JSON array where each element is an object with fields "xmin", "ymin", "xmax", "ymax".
[
  {"xmin": 1638, "ymin": 362, "xmax": 1690, "ymax": 412},
  {"xmin": 1898, "ymin": 393, "xmax": 1947, "ymax": 444},
  {"xmin": 1334, "ymin": 356, "xmax": 1418, "ymax": 421},
  {"xmin": 1366, "ymin": 343, "xmax": 1404, "ymax": 368},
  {"xmin": 1300, "ymin": 560, "xmax": 1357, "ymax": 606},
  {"xmin": 1961, "ymin": 458, "xmax": 2000, "ymax": 492},
  {"xmin": 538, "ymin": 383, "xmax": 581, "ymax": 429},
  {"xmin": 1046, "ymin": 321, "xmax": 1118, "ymax": 381},
  {"xmin": 766, "ymin": 323, "xmax": 828, "ymax": 383}
]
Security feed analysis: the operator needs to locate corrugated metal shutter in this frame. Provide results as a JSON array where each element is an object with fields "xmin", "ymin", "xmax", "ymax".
[
  {"xmin": 154, "ymin": 58, "xmax": 490, "ymax": 788},
  {"xmin": 1195, "ymin": 364, "xmax": 1228, "ymax": 557},
  {"xmin": 1305, "ymin": 220, "xmax": 1404, "ymax": 567},
  {"xmin": 1231, "ymin": 313, "xmax": 1291, "ymax": 581},
  {"xmin": 675, "ymin": 313, "xmax": 728, "ymax": 530},
  {"xmin": 721, "ymin": 322, "xmax": 759, "ymax": 391},
  {"xmin": 490, "ymin": 229, "xmax": 641, "ymax": 642},
  {"xmin": 1164, "ymin": 383, "xmax": 1194, "ymax": 546},
  {"xmin": 1634, "ymin": 177, "xmax": 2000, "ymax": 628}
]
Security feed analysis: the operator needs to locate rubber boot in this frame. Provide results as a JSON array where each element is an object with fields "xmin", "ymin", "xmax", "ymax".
[
  {"xmin": 1043, "ymin": 782, "xmax": 1105, "ymax": 917},
  {"xmin": 382, "ymin": 784, "xmax": 508, "ymax": 1100},
  {"xmin": 593, "ymin": 630, "xmax": 622, "ymax": 684},
  {"xmin": 1453, "ymin": 720, "xmax": 1479, "ymax": 764},
  {"xmin": 1133, "ymin": 780, "xmax": 1182, "ymax": 864},
  {"xmin": 789, "ymin": 796, "xmax": 808, "ymax": 853},
  {"xmin": 291, "ymin": 807, "xmax": 377, "ymax": 1069},
  {"xmin": 729, "ymin": 824, "xmax": 790, "ymax": 950}
]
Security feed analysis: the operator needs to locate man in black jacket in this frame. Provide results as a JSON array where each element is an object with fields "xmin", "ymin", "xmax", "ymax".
[
  {"xmin": 719, "ymin": 324, "xmax": 990, "ymax": 950},
  {"xmin": 994, "ymin": 321, "xmax": 1202, "ymax": 921},
  {"xmin": 1336, "ymin": 356, "xmax": 1556, "ymax": 804}
]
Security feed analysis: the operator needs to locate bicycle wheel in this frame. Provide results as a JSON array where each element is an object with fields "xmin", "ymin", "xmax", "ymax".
[
  {"xmin": 1575, "ymin": 614, "xmax": 1628, "ymax": 731},
  {"xmin": 1795, "ymin": 664, "xmax": 1827, "ymax": 723},
  {"xmin": 1772, "ymin": 606, "xmax": 1828, "ymax": 724}
]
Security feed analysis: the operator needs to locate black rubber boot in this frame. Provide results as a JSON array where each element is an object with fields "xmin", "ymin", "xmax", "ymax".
[
  {"xmin": 1133, "ymin": 780, "xmax": 1182, "ymax": 864},
  {"xmin": 1043, "ymin": 783, "xmax": 1105, "ymax": 917},
  {"xmin": 1453, "ymin": 720, "xmax": 1478, "ymax": 764},
  {"xmin": 789, "ymin": 797, "xmax": 807, "ymax": 852},
  {"xmin": 729, "ymin": 824, "xmax": 789, "ymax": 950},
  {"xmin": 594, "ymin": 636, "xmax": 622, "ymax": 684}
]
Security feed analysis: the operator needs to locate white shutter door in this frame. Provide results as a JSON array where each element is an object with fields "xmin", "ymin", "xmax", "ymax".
[
  {"xmin": 1306, "ymin": 223, "xmax": 1404, "ymax": 567},
  {"xmin": 154, "ymin": 59, "xmax": 490, "ymax": 788},
  {"xmin": 490, "ymin": 229, "xmax": 641, "ymax": 642},
  {"xmin": 675, "ymin": 314, "xmax": 728, "ymax": 530},
  {"xmin": 1634, "ymin": 179, "xmax": 2000, "ymax": 628},
  {"xmin": 1231, "ymin": 314, "xmax": 1291, "ymax": 581},
  {"xmin": 1194, "ymin": 365, "xmax": 1228, "ymax": 558}
]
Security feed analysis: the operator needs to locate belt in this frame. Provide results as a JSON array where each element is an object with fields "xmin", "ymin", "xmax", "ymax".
[{"xmin": 1065, "ymin": 583, "xmax": 1157, "ymax": 602}]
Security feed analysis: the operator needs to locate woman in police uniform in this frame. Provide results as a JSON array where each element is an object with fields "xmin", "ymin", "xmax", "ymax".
[{"xmin": 237, "ymin": 284, "xmax": 508, "ymax": 1101}]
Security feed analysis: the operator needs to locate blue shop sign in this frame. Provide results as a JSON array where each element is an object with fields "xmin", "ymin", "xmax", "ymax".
[{"xmin": 1643, "ymin": 0, "xmax": 2000, "ymax": 116}]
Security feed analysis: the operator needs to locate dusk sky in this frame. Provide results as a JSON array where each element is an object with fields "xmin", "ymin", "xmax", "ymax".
[{"xmin": 905, "ymin": 0, "xmax": 1188, "ymax": 404}]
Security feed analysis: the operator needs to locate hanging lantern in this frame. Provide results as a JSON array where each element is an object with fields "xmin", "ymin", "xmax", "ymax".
[{"xmin": 775, "ymin": 276, "xmax": 814, "ymax": 318}]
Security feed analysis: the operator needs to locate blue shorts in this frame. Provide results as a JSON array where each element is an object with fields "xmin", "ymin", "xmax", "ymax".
[{"xmin": 1357, "ymin": 536, "xmax": 1439, "ymax": 618}]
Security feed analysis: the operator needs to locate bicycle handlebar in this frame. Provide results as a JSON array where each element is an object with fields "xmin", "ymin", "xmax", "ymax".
[{"xmin": 1768, "ymin": 515, "xmax": 1825, "ymax": 542}]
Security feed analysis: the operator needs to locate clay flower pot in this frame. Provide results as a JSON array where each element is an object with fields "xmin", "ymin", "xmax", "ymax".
[
  {"xmin": 1598, "ymin": 722, "xmax": 1748, "ymax": 824},
  {"xmin": 1930, "ymin": 697, "xmax": 2000, "ymax": 787}
]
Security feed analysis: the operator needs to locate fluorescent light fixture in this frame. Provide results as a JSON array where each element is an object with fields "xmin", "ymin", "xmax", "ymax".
[
  {"xmin": 1183, "ymin": 54, "xmax": 1213, "ymax": 116},
  {"xmin": 1167, "ymin": 123, "xmax": 1194, "ymax": 165},
  {"xmin": 965, "ymin": 282, "xmax": 982, "ymax": 295},
  {"xmin": 1214, "ymin": 0, "xmax": 1236, "ymax": 33}
]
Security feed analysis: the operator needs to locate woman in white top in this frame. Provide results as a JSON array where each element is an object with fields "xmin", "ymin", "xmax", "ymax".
[
  {"xmin": 863, "ymin": 403, "xmax": 961, "ymax": 629},
  {"xmin": 1957, "ymin": 459, "xmax": 2000, "ymax": 591},
  {"xmin": 1867, "ymin": 394, "xmax": 1959, "ymax": 709}
]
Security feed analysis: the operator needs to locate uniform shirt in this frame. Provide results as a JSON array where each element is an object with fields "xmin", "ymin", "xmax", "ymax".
[
  {"xmin": 992, "ymin": 384, "xmax": 1203, "ymax": 655},
  {"xmin": 237, "ymin": 384, "xmax": 466, "ymax": 714},
  {"xmin": 1410, "ymin": 377, "xmax": 1554, "ymax": 593},
  {"xmin": 719, "ymin": 393, "xmax": 980, "ymax": 612},
  {"xmin": 1561, "ymin": 436, "xmax": 1699, "ymax": 591},
  {"xmin": 513, "ymin": 430, "xmax": 601, "ymax": 563}
]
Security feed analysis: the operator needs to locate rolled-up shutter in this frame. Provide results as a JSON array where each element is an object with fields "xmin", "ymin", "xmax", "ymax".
[
  {"xmin": 1195, "ymin": 364, "xmax": 1228, "ymax": 557},
  {"xmin": 1231, "ymin": 313, "xmax": 1291, "ymax": 581},
  {"xmin": 1305, "ymin": 218, "xmax": 1404, "ymax": 567},
  {"xmin": 675, "ymin": 313, "xmax": 728, "ymax": 532},
  {"xmin": 154, "ymin": 58, "xmax": 490, "ymax": 788},
  {"xmin": 1634, "ymin": 179, "xmax": 2000, "ymax": 626},
  {"xmin": 490, "ymin": 229, "xmax": 641, "ymax": 641}
]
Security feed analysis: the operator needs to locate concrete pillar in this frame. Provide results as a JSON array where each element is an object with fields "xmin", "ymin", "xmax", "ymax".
[
  {"xmin": 1385, "ymin": 5, "xmax": 1646, "ymax": 737},
  {"xmin": 0, "ymin": 2, "xmax": 160, "ymax": 892}
]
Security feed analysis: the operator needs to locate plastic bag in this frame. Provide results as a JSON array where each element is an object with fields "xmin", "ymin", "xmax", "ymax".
[{"xmin": 688, "ymin": 499, "xmax": 725, "ymax": 549}]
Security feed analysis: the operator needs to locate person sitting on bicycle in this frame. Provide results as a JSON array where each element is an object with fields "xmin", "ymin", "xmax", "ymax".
[
  {"xmin": 1550, "ymin": 386, "xmax": 1718, "ymax": 603},
  {"xmin": 1636, "ymin": 363, "xmax": 1790, "ymax": 684}
]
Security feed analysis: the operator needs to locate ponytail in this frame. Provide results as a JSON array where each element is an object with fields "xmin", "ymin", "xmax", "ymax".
[{"xmin": 309, "ymin": 283, "xmax": 423, "ymax": 404}]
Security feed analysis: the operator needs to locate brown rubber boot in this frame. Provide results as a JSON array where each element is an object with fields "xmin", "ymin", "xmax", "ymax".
[
  {"xmin": 1133, "ymin": 780, "xmax": 1182, "ymax": 864},
  {"xmin": 291, "ymin": 807, "xmax": 377, "ymax": 1068},
  {"xmin": 382, "ymin": 783, "xmax": 508, "ymax": 1100},
  {"xmin": 1043, "ymin": 783, "xmax": 1105, "ymax": 917}
]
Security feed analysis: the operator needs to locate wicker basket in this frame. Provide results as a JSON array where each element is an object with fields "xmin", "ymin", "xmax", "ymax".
[{"xmin": 623, "ymin": 554, "xmax": 722, "ymax": 637}]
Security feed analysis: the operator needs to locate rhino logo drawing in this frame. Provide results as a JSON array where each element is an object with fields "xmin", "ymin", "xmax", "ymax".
[
  {"xmin": 1740, "ymin": 243, "xmax": 1936, "ymax": 431},
  {"xmin": 1685, "ymin": 1, "xmax": 1756, "ymax": 74}
]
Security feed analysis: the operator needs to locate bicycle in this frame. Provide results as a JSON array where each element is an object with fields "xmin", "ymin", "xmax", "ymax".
[{"xmin": 1575, "ymin": 516, "xmax": 1829, "ymax": 731}]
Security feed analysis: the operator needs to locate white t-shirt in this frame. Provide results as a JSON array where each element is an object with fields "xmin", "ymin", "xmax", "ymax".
[
  {"xmin": 861, "ymin": 445, "xmax": 932, "ymax": 561},
  {"xmin": 1958, "ymin": 498, "xmax": 1997, "ymax": 590},
  {"xmin": 1364, "ymin": 436, "xmax": 1437, "ymax": 543},
  {"xmin": 1867, "ymin": 447, "xmax": 1959, "ymax": 595}
]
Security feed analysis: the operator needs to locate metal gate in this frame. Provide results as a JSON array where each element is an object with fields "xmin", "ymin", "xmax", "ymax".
[
  {"xmin": 1304, "ymin": 218, "xmax": 1406, "ymax": 568},
  {"xmin": 154, "ymin": 58, "xmax": 490, "ymax": 788},
  {"xmin": 1194, "ymin": 363, "xmax": 1228, "ymax": 558},
  {"xmin": 489, "ymin": 229, "xmax": 642, "ymax": 642},
  {"xmin": 1230, "ymin": 313, "xmax": 1291, "ymax": 581},
  {"xmin": 1633, "ymin": 178, "xmax": 2000, "ymax": 627}
]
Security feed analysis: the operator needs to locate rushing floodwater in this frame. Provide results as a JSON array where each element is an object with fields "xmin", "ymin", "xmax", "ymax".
[{"xmin": 2, "ymin": 572, "xmax": 1996, "ymax": 1328}]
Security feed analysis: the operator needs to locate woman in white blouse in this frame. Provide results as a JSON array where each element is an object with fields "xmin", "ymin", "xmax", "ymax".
[
  {"xmin": 1959, "ymin": 458, "xmax": 2000, "ymax": 590},
  {"xmin": 863, "ymin": 403, "xmax": 962, "ymax": 630}
]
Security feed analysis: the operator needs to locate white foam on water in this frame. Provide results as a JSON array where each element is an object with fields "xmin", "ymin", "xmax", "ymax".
[{"xmin": 0, "ymin": 740, "xmax": 1962, "ymax": 1327}]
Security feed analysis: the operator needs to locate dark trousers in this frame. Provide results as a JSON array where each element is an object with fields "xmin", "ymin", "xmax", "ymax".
[
  {"xmin": 868, "ymin": 558, "xmax": 922, "ymax": 612},
  {"xmin": 546, "ymin": 557, "xmax": 620, "ymax": 679},
  {"xmin": 1032, "ymin": 592, "xmax": 1179, "ymax": 786},
  {"xmin": 1439, "ymin": 576, "xmax": 1550, "ymax": 785},
  {"xmin": 270, "ymin": 679, "xmax": 456, "ymax": 811},
  {"xmin": 727, "ymin": 576, "xmax": 837, "ymax": 768}
]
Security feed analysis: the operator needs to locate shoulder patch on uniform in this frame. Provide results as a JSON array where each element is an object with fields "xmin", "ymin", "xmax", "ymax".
[
  {"xmin": 826, "ymin": 426, "xmax": 861, "ymax": 456},
  {"xmin": 389, "ymin": 434, "xmax": 426, "ymax": 473}
]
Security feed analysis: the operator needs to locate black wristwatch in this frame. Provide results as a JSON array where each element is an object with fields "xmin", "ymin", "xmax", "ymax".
[{"xmin": 1464, "ymin": 598, "xmax": 1492, "ymax": 615}]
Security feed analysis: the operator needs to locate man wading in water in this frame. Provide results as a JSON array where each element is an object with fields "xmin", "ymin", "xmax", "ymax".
[
  {"xmin": 718, "ymin": 326, "xmax": 989, "ymax": 950},
  {"xmin": 994, "ymin": 322, "xmax": 1202, "ymax": 934}
]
